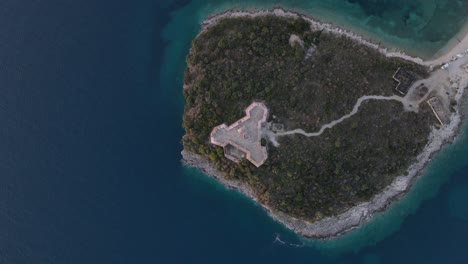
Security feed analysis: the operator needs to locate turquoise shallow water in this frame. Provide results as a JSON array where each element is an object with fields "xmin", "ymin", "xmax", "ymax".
[
  {"xmin": 2, "ymin": 0, "xmax": 467, "ymax": 262},
  {"xmin": 162, "ymin": 0, "xmax": 468, "ymax": 64},
  {"xmin": 161, "ymin": 0, "xmax": 468, "ymax": 260}
]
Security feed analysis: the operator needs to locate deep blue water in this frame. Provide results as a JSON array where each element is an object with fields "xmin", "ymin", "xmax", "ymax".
[{"xmin": 0, "ymin": 0, "xmax": 467, "ymax": 263}]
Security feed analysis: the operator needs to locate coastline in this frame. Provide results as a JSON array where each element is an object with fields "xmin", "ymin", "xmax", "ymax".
[
  {"xmin": 201, "ymin": 7, "xmax": 468, "ymax": 68},
  {"xmin": 182, "ymin": 111, "xmax": 463, "ymax": 239},
  {"xmin": 181, "ymin": 8, "xmax": 468, "ymax": 239},
  {"xmin": 201, "ymin": 8, "xmax": 424, "ymax": 65},
  {"xmin": 427, "ymin": 19, "xmax": 468, "ymax": 65}
]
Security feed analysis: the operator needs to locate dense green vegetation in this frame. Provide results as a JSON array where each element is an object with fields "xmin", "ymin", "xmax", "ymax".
[{"xmin": 182, "ymin": 15, "xmax": 436, "ymax": 221}]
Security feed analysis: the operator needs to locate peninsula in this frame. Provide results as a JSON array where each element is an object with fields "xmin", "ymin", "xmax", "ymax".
[{"xmin": 181, "ymin": 8, "xmax": 468, "ymax": 239}]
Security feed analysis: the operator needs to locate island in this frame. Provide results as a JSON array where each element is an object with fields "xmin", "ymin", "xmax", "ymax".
[{"xmin": 181, "ymin": 8, "xmax": 468, "ymax": 239}]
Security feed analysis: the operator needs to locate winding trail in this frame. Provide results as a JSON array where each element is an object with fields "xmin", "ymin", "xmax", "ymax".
[
  {"xmin": 262, "ymin": 8, "xmax": 468, "ymax": 147},
  {"xmin": 266, "ymin": 95, "xmax": 408, "ymax": 146}
]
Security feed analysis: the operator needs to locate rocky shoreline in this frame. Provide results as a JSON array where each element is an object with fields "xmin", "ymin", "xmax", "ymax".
[
  {"xmin": 182, "ymin": 110, "xmax": 463, "ymax": 239},
  {"xmin": 181, "ymin": 8, "xmax": 467, "ymax": 239},
  {"xmin": 201, "ymin": 8, "xmax": 426, "ymax": 65}
]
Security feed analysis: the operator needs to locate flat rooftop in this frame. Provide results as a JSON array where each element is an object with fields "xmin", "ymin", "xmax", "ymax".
[{"xmin": 210, "ymin": 102, "xmax": 268, "ymax": 167}]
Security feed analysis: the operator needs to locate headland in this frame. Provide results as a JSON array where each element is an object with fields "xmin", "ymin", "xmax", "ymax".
[{"xmin": 181, "ymin": 8, "xmax": 468, "ymax": 239}]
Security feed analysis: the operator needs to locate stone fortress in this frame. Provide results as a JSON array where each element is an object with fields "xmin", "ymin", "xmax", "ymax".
[{"xmin": 210, "ymin": 102, "xmax": 269, "ymax": 167}]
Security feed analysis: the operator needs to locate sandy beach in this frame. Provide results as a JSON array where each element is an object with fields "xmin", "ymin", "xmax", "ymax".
[
  {"xmin": 427, "ymin": 21, "xmax": 468, "ymax": 66},
  {"xmin": 182, "ymin": 7, "xmax": 468, "ymax": 239}
]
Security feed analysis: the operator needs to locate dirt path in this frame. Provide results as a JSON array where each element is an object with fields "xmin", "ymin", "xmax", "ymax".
[{"xmin": 266, "ymin": 95, "xmax": 407, "ymax": 146}]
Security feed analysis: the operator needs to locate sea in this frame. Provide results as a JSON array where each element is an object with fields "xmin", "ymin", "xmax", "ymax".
[{"xmin": 0, "ymin": 0, "xmax": 467, "ymax": 263}]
